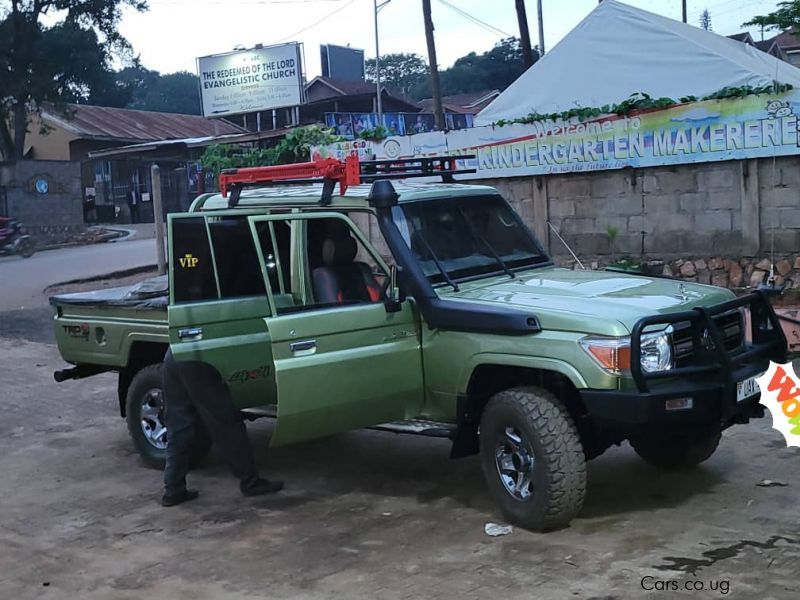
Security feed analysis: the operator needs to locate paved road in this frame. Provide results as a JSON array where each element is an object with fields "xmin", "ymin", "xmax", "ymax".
[{"xmin": 0, "ymin": 239, "xmax": 157, "ymax": 311}]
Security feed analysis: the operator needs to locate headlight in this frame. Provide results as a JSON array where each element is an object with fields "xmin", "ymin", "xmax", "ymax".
[
  {"xmin": 580, "ymin": 331, "xmax": 673, "ymax": 375},
  {"xmin": 639, "ymin": 331, "xmax": 673, "ymax": 373}
]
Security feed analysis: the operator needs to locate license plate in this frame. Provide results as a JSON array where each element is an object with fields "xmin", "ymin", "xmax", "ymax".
[{"xmin": 736, "ymin": 373, "xmax": 763, "ymax": 402}]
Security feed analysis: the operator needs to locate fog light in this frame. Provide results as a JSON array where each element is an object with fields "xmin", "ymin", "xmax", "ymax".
[{"xmin": 665, "ymin": 397, "xmax": 693, "ymax": 411}]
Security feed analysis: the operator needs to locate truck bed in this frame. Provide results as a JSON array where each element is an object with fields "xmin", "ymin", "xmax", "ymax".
[{"xmin": 51, "ymin": 276, "xmax": 169, "ymax": 368}]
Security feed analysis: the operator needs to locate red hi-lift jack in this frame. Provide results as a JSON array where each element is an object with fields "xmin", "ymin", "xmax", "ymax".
[{"xmin": 218, "ymin": 154, "xmax": 476, "ymax": 207}]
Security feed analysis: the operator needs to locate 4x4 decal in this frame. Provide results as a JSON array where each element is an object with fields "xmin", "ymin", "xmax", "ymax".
[{"xmin": 228, "ymin": 365, "xmax": 271, "ymax": 384}]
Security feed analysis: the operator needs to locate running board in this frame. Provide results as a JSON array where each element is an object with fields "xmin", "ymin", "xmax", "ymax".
[
  {"xmin": 241, "ymin": 406, "xmax": 453, "ymax": 438},
  {"xmin": 371, "ymin": 419, "xmax": 454, "ymax": 438}
]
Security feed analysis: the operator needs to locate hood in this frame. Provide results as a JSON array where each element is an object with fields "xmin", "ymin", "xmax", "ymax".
[{"xmin": 445, "ymin": 267, "xmax": 735, "ymax": 335}]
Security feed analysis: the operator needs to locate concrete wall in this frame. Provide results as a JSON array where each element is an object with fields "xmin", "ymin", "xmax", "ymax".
[
  {"xmin": 477, "ymin": 155, "xmax": 800, "ymax": 261},
  {"xmin": 0, "ymin": 160, "xmax": 84, "ymax": 242}
]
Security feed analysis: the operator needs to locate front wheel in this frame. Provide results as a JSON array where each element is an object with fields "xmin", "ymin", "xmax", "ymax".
[
  {"xmin": 125, "ymin": 364, "xmax": 212, "ymax": 470},
  {"xmin": 479, "ymin": 386, "xmax": 586, "ymax": 531},
  {"xmin": 630, "ymin": 430, "xmax": 721, "ymax": 469}
]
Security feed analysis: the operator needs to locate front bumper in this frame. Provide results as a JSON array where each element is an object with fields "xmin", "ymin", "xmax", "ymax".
[
  {"xmin": 580, "ymin": 364, "xmax": 767, "ymax": 428},
  {"xmin": 580, "ymin": 291, "xmax": 786, "ymax": 431}
]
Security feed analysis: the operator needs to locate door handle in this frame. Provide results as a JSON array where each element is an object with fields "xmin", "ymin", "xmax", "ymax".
[
  {"xmin": 289, "ymin": 339, "xmax": 316, "ymax": 353},
  {"xmin": 178, "ymin": 327, "xmax": 203, "ymax": 340}
]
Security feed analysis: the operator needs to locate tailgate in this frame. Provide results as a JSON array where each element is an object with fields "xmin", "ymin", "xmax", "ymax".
[{"xmin": 52, "ymin": 303, "xmax": 168, "ymax": 367}]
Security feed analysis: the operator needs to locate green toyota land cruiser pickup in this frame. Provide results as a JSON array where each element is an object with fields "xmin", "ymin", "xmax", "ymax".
[{"xmin": 52, "ymin": 157, "xmax": 787, "ymax": 531}]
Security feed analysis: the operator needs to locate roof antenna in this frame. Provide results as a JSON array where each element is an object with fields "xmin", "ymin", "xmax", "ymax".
[
  {"xmin": 547, "ymin": 221, "xmax": 585, "ymax": 270},
  {"xmin": 759, "ymin": 231, "xmax": 783, "ymax": 296}
]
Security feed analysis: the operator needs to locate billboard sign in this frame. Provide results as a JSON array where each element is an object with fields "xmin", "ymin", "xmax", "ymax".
[
  {"xmin": 315, "ymin": 92, "xmax": 800, "ymax": 178},
  {"xmin": 321, "ymin": 44, "xmax": 365, "ymax": 82},
  {"xmin": 197, "ymin": 43, "xmax": 304, "ymax": 118}
]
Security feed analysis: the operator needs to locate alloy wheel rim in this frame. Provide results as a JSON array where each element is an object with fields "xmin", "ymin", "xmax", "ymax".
[
  {"xmin": 495, "ymin": 426, "xmax": 535, "ymax": 500},
  {"xmin": 140, "ymin": 388, "xmax": 167, "ymax": 450}
]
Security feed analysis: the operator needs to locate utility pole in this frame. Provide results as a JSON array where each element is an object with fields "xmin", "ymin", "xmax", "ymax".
[
  {"xmin": 515, "ymin": 0, "xmax": 535, "ymax": 68},
  {"xmin": 422, "ymin": 0, "xmax": 445, "ymax": 131},
  {"xmin": 150, "ymin": 164, "xmax": 166, "ymax": 276},
  {"xmin": 536, "ymin": 0, "xmax": 545, "ymax": 56},
  {"xmin": 681, "ymin": 0, "xmax": 687, "ymax": 23},
  {"xmin": 374, "ymin": 0, "xmax": 383, "ymax": 122}
]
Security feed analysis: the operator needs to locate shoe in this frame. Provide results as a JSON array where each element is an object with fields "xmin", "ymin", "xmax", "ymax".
[
  {"xmin": 241, "ymin": 478, "xmax": 284, "ymax": 497},
  {"xmin": 161, "ymin": 489, "xmax": 199, "ymax": 507}
]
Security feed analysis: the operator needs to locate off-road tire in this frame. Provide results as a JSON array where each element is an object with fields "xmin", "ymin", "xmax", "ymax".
[
  {"xmin": 630, "ymin": 430, "xmax": 721, "ymax": 469},
  {"xmin": 479, "ymin": 386, "xmax": 586, "ymax": 531},
  {"xmin": 125, "ymin": 364, "xmax": 212, "ymax": 470}
]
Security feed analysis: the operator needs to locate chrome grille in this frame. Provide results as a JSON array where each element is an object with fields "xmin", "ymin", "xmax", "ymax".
[{"xmin": 673, "ymin": 310, "xmax": 744, "ymax": 367}]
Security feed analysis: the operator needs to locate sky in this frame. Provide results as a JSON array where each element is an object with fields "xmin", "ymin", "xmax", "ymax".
[{"xmin": 115, "ymin": 0, "xmax": 780, "ymax": 77}]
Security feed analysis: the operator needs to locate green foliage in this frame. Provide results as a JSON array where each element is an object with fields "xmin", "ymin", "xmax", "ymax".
[
  {"xmin": 699, "ymin": 9, "xmax": 712, "ymax": 31},
  {"xmin": 437, "ymin": 37, "xmax": 537, "ymax": 99},
  {"xmin": 365, "ymin": 53, "xmax": 428, "ymax": 96},
  {"xmin": 606, "ymin": 225, "xmax": 619, "ymax": 261},
  {"xmin": 493, "ymin": 85, "xmax": 795, "ymax": 128},
  {"xmin": 368, "ymin": 38, "xmax": 537, "ymax": 101},
  {"xmin": 200, "ymin": 125, "xmax": 343, "ymax": 176},
  {"xmin": 605, "ymin": 258, "xmax": 643, "ymax": 274},
  {"xmin": 357, "ymin": 125, "xmax": 390, "ymax": 142},
  {"xmin": 117, "ymin": 66, "xmax": 201, "ymax": 115},
  {"xmin": 743, "ymin": 1, "xmax": 800, "ymax": 31}
]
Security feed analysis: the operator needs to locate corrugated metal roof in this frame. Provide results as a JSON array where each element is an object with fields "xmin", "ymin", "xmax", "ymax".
[{"xmin": 43, "ymin": 104, "xmax": 245, "ymax": 143}]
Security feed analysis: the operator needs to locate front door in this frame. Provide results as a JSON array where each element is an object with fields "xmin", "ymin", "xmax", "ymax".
[
  {"xmin": 167, "ymin": 213, "xmax": 276, "ymax": 408},
  {"xmin": 249, "ymin": 212, "xmax": 424, "ymax": 446}
]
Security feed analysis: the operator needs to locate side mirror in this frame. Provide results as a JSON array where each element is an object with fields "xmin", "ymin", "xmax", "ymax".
[{"xmin": 384, "ymin": 264, "xmax": 402, "ymax": 313}]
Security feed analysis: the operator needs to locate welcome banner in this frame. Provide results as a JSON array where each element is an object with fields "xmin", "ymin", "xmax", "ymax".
[{"xmin": 314, "ymin": 91, "xmax": 800, "ymax": 179}]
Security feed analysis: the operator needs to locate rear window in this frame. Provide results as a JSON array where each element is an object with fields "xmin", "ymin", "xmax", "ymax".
[{"xmin": 172, "ymin": 217, "xmax": 217, "ymax": 303}]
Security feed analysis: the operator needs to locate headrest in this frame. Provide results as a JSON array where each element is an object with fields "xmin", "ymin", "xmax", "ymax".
[{"xmin": 322, "ymin": 236, "xmax": 357, "ymax": 266}]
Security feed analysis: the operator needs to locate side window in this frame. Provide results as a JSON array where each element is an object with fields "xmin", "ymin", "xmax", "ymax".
[
  {"xmin": 256, "ymin": 217, "xmax": 386, "ymax": 314},
  {"xmin": 208, "ymin": 216, "xmax": 266, "ymax": 299},
  {"xmin": 255, "ymin": 220, "xmax": 291, "ymax": 295},
  {"xmin": 172, "ymin": 217, "xmax": 217, "ymax": 303}
]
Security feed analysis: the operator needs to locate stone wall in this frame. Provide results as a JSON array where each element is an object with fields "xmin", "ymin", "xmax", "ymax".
[
  {"xmin": 477, "ymin": 156, "xmax": 799, "ymax": 262},
  {"xmin": 0, "ymin": 160, "xmax": 84, "ymax": 243}
]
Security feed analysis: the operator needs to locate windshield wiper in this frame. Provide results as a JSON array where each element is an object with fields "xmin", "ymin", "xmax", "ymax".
[
  {"xmin": 460, "ymin": 210, "xmax": 515, "ymax": 279},
  {"xmin": 407, "ymin": 219, "xmax": 459, "ymax": 291}
]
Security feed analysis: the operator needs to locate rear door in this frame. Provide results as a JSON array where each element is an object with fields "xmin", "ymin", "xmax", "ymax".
[
  {"xmin": 249, "ymin": 212, "xmax": 424, "ymax": 446},
  {"xmin": 167, "ymin": 213, "xmax": 276, "ymax": 408}
]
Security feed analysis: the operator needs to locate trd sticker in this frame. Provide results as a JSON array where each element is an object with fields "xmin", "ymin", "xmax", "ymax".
[
  {"xmin": 179, "ymin": 253, "xmax": 199, "ymax": 268},
  {"xmin": 63, "ymin": 324, "xmax": 90, "ymax": 341},
  {"xmin": 228, "ymin": 365, "xmax": 271, "ymax": 384}
]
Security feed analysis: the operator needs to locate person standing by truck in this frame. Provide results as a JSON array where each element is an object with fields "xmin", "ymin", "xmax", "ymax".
[{"xmin": 160, "ymin": 350, "xmax": 283, "ymax": 506}]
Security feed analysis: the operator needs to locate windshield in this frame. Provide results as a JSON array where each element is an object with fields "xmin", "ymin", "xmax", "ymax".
[{"xmin": 392, "ymin": 195, "xmax": 548, "ymax": 285}]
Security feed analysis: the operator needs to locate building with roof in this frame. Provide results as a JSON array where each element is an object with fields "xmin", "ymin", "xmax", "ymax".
[
  {"xmin": 727, "ymin": 30, "xmax": 793, "ymax": 64},
  {"xmin": 24, "ymin": 104, "xmax": 245, "ymax": 162}
]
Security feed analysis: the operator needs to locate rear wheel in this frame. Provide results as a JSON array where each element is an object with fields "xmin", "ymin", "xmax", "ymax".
[
  {"xmin": 630, "ymin": 430, "xmax": 721, "ymax": 469},
  {"xmin": 125, "ymin": 364, "xmax": 212, "ymax": 470},
  {"xmin": 18, "ymin": 237, "xmax": 35, "ymax": 258},
  {"xmin": 479, "ymin": 386, "xmax": 586, "ymax": 531}
]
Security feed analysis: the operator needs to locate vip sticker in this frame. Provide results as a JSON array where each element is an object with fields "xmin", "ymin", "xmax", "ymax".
[{"xmin": 756, "ymin": 362, "xmax": 800, "ymax": 448}]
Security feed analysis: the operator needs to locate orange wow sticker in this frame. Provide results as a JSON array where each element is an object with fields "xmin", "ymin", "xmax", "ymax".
[{"xmin": 756, "ymin": 362, "xmax": 800, "ymax": 448}]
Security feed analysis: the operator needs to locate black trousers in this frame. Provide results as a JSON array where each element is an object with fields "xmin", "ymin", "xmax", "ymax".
[{"xmin": 162, "ymin": 350, "xmax": 260, "ymax": 496}]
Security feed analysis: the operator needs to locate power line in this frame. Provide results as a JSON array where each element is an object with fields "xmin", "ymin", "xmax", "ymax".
[
  {"xmin": 272, "ymin": 0, "xmax": 357, "ymax": 43},
  {"xmin": 436, "ymin": 0, "xmax": 512, "ymax": 38}
]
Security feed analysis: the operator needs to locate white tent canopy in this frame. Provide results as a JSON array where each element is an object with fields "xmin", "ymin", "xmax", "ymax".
[{"xmin": 476, "ymin": 0, "xmax": 800, "ymax": 126}]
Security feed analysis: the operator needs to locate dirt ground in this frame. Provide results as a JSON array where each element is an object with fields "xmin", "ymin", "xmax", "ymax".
[{"xmin": 0, "ymin": 330, "xmax": 798, "ymax": 599}]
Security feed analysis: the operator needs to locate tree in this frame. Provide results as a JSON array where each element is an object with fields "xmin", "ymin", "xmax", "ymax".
[
  {"xmin": 117, "ymin": 66, "xmax": 201, "ymax": 115},
  {"xmin": 0, "ymin": 0, "xmax": 147, "ymax": 161},
  {"xmin": 365, "ymin": 53, "xmax": 428, "ymax": 96},
  {"xmin": 699, "ymin": 9, "xmax": 712, "ymax": 31},
  {"xmin": 743, "ymin": 1, "xmax": 800, "ymax": 31},
  {"xmin": 439, "ymin": 37, "xmax": 536, "ymax": 97}
]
